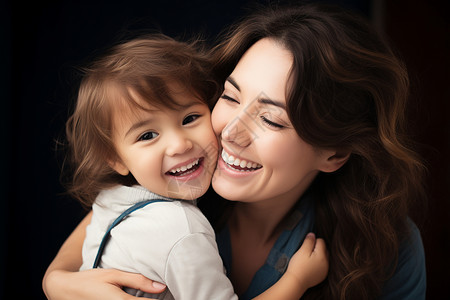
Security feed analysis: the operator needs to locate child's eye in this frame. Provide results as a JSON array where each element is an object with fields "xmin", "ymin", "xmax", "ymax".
[
  {"xmin": 138, "ymin": 131, "xmax": 159, "ymax": 141},
  {"xmin": 183, "ymin": 114, "xmax": 201, "ymax": 125},
  {"xmin": 221, "ymin": 94, "xmax": 239, "ymax": 104},
  {"xmin": 260, "ymin": 116, "xmax": 284, "ymax": 129}
]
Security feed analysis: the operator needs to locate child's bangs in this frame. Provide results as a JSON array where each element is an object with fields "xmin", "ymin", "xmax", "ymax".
[{"xmin": 127, "ymin": 77, "xmax": 207, "ymax": 112}]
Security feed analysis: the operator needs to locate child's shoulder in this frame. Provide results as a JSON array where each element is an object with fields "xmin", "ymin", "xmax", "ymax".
[
  {"xmin": 111, "ymin": 198, "xmax": 212, "ymax": 238},
  {"xmin": 130, "ymin": 199, "xmax": 213, "ymax": 236},
  {"xmin": 93, "ymin": 185, "xmax": 214, "ymax": 238}
]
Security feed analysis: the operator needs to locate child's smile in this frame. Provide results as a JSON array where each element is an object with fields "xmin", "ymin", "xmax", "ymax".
[{"xmin": 166, "ymin": 157, "xmax": 204, "ymax": 179}]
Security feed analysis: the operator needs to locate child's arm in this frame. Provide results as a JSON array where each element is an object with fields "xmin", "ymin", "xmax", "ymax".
[
  {"xmin": 42, "ymin": 211, "xmax": 166, "ymax": 300},
  {"xmin": 253, "ymin": 233, "xmax": 329, "ymax": 300}
]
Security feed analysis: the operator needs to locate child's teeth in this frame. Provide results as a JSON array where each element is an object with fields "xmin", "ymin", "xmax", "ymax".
[{"xmin": 170, "ymin": 159, "xmax": 200, "ymax": 174}]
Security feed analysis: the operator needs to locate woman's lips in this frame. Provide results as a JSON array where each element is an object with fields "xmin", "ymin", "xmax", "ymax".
[{"xmin": 220, "ymin": 149, "xmax": 262, "ymax": 172}]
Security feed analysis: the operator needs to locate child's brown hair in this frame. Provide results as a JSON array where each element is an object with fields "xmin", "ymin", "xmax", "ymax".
[{"xmin": 65, "ymin": 34, "xmax": 219, "ymax": 208}]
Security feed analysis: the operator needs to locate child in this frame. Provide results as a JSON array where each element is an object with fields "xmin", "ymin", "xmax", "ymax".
[{"xmin": 65, "ymin": 34, "xmax": 328, "ymax": 299}]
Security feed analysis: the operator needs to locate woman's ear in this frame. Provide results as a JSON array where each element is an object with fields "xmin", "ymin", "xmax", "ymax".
[
  {"xmin": 108, "ymin": 159, "xmax": 130, "ymax": 176},
  {"xmin": 319, "ymin": 149, "xmax": 351, "ymax": 173}
]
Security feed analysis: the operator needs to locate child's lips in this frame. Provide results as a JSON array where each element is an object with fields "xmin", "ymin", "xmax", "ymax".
[{"xmin": 166, "ymin": 158, "xmax": 203, "ymax": 176}]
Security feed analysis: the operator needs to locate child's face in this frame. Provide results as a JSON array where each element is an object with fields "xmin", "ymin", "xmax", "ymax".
[{"xmin": 110, "ymin": 87, "xmax": 218, "ymax": 200}]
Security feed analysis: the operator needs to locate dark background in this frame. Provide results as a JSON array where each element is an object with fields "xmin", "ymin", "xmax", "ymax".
[{"xmin": 2, "ymin": 0, "xmax": 449, "ymax": 299}]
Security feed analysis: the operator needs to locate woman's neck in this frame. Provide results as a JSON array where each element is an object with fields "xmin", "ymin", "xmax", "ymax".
[
  {"xmin": 227, "ymin": 194, "xmax": 301, "ymax": 295},
  {"xmin": 229, "ymin": 194, "xmax": 300, "ymax": 245}
]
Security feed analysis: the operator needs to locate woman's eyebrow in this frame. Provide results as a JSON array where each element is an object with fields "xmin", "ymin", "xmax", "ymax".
[
  {"xmin": 226, "ymin": 77, "xmax": 240, "ymax": 91},
  {"xmin": 226, "ymin": 76, "xmax": 286, "ymax": 109},
  {"xmin": 258, "ymin": 98, "xmax": 286, "ymax": 110}
]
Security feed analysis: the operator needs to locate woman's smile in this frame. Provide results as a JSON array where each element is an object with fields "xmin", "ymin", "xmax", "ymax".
[{"xmin": 220, "ymin": 149, "xmax": 262, "ymax": 171}]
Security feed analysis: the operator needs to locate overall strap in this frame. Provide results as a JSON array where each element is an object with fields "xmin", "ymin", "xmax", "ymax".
[{"xmin": 93, "ymin": 199, "xmax": 167, "ymax": 268}]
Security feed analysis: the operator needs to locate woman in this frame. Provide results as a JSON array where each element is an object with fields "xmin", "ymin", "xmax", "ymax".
[{"xmin": 43, "ymin": 3, "xmax": 426, "ymax": 299}]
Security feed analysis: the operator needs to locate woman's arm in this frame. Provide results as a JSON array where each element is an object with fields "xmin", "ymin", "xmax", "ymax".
[
  {"xmin": 42, "ymin": 211, "xmax": 166, "ymax": 300},
  {"xmin": 42, "ymin": 211, "xmax": 325, "ymax": 300}
]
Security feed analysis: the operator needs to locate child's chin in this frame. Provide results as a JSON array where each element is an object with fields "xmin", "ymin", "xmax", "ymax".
[{"xmin": 166, "ymin": 182, "xmax": 208, "ymax": 200}]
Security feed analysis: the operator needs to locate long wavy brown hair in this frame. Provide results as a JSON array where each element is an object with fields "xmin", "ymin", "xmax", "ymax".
[
  {"xmin": 64, "ymin": 34, "xmax": 219, "ymax": 208},
  {"xmin": 209, "ymin": 3, "xmax": 427, "ymax": 299}
]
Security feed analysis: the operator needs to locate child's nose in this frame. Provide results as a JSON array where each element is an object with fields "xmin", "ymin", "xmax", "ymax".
[{"xmin": 166, "ymin": 133, "xmax": 193, "ymax": 156}]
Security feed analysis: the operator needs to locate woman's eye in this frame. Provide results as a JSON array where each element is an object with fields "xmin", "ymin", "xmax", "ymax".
[
  {"xmin": 261, "ymin": 116, "xmax": 284, "ymax": 129},
  {"xmin": 183, "ymin": 114, "xmax": 201, "ymax": 125},
  {"xmin": 138, "ymin": 131, "xmax": 158, "ymax": 141},
  {"xmin": 220, "ymin": 94, "xmax": 239, "ymax": 104}
]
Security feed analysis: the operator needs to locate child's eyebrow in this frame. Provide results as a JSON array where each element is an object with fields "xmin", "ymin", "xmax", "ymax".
[
  {"xmin": 173, "ymin": 99, "xmax": 206, "ymax": 109},
  {"xmin": 125, "ymin": 119, "xmax": 153, "ymax": 138}
]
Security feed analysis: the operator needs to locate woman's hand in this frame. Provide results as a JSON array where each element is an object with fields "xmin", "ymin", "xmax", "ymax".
[
  {"xmin": 43, "ymin": 268, "xmax": 166, "ymax": 300},
  {"xmin": 286, "ymin": 232, "xmax": 329, "ymax": 289}
]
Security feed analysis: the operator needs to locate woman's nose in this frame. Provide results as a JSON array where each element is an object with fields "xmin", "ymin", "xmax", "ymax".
[
  {"xmin": 221, "ymin": 112, "xmax": 255, "ymax": 148},
  {"xmin": 166, "ymin": 133, "xmax": 193, "ymax": 156}
]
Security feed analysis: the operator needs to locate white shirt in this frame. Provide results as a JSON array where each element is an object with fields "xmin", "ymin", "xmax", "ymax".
[{"xmin": 80, "ymin": 185, "xmax": 237, "ymax": 300}]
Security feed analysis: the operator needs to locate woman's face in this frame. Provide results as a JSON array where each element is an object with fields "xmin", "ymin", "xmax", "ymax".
[{"xmin": 211, "ymin": 38, "xmax": 331, "ymax": 205}]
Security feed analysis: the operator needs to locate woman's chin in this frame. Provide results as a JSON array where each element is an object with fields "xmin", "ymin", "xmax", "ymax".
[{"xmin": 211, "ymin": 175, "xmax": 245, "ymax": 202}]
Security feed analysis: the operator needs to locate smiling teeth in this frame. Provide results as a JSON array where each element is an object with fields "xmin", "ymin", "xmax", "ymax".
[
  {"xmin": 169, "ymin": 159, "xmax": 199, "ymax": 174},
  {"xmin": 221, "ymin": 149, "xmax": 261, "ymax": 170}
]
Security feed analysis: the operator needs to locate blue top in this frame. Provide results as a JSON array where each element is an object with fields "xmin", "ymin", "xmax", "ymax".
[{"xmin": 216, "ymin": 194, "xmax": 426, "ymax": 299}]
